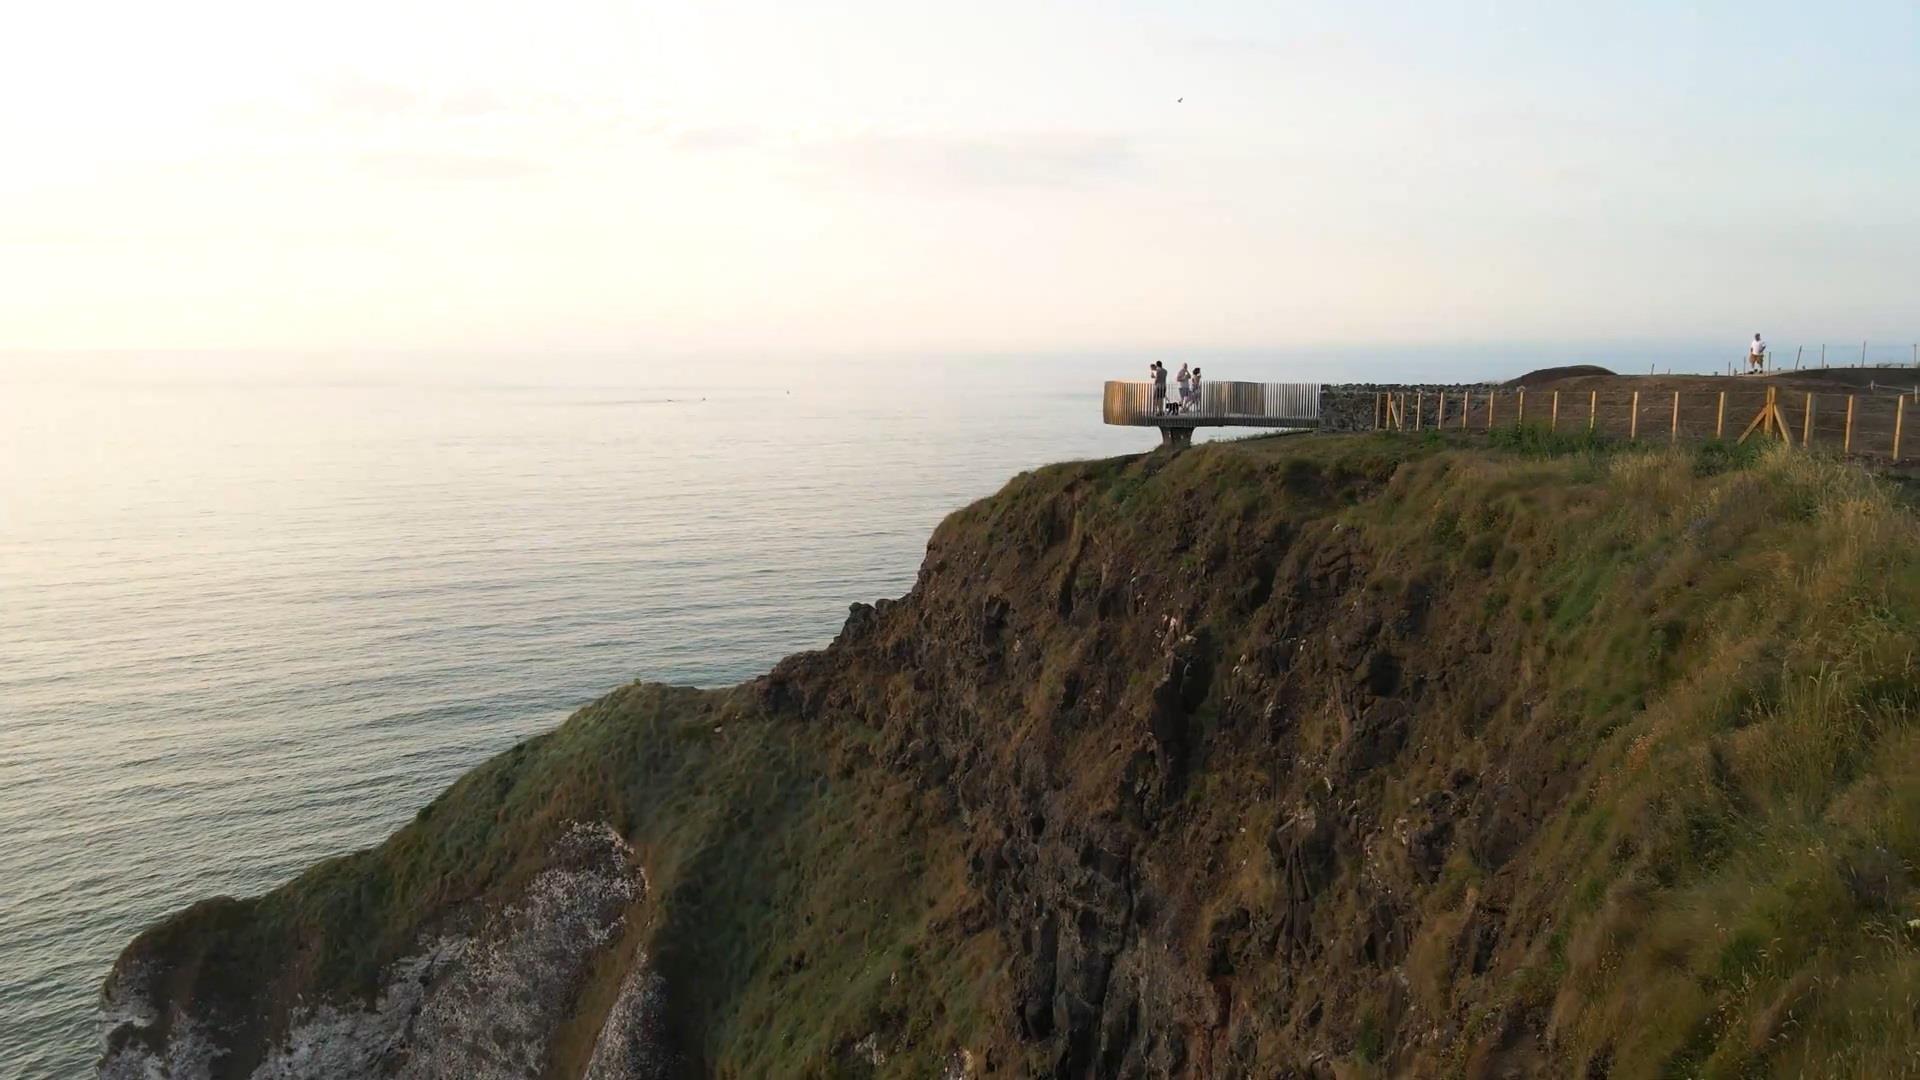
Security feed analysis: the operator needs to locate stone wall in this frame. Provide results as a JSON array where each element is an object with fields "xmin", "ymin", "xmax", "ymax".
[{"xmin": 1318, "ymin": 384, "xmax": 1498, "ymax": 432}]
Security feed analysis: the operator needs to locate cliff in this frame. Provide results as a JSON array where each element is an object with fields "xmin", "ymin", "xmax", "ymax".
[{"xmin": 101, "ymin": 432, "xmax": 1920, "ymax": 1078}]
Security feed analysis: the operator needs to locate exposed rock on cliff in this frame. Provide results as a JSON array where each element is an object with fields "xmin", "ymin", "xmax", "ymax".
[{"xmin": 102, "ymin": 823, "xmax": 667, "ymax": 1080}]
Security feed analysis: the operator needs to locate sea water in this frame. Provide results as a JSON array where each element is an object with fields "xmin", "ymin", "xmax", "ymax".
[{"xmin": 1, "ymin": 351, "xmax": 1338, "ymax": 1077}]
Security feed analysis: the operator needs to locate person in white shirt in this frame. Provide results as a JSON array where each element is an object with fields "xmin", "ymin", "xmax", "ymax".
[{"xmin": 1748, "ymin": 333, "xmax": 1767, "ymax": 373}]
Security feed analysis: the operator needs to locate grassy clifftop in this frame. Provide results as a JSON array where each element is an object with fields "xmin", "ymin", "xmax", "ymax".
[{"xmin": 106, "ymin": 433, "xmax": 1920, "ymax": 1078}]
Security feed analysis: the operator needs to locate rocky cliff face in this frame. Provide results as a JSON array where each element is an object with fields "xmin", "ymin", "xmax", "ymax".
[
  {"xmin": 754, "ymin": 442, "xmax": 1566, "ymax": 1075},
  {"xmin": 101, "ymin": 435, "xmax": 1920, "ymax": 1078},
  {"xmin": 102, "ymin": 823, "xmax": 672, "ymax": 1080}
]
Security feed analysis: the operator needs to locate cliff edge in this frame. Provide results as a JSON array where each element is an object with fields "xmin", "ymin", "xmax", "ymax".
[{"xmin": 102, "ymin": 433, "xmax": 1920, "ymax": 1078}]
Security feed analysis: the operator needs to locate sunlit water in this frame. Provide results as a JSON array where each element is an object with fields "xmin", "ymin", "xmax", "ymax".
[{"xmin": 0, "ymin": 352, "xmax": 1340, "ymax": 1078}]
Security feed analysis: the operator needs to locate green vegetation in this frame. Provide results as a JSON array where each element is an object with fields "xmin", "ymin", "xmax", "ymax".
[
  {"xmin": 1094, "ymin": 434, "xmax": 1920, "ymax": 1075},
  {"xmin": 1486, "ymin": 421, "xmax": 1613, "ymax": 458},
  {"xmin": 1349, "ymin": 440, "xmax": 1920, "ymax": 1077},
  {"xmin": 121, "ymin": 433, "xmax": 1920, "ymax": 1079}
]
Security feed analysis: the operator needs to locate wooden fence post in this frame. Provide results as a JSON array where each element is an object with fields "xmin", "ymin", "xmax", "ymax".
[
  {"xmin": 1630, "ymin": 390, "xmax": 1639, "ymax": 440},
  {"xmin": 1551, "ymin": 390, "xmax": 1559, "ymax": 431},
  {"xmin": 1401, "ymin": 392, "xmax": 1409, "ymax": 431},
  {"xmin": 1415, "ymin": 390, "xmax": 1424, "ymax": 431},
  {"xmin": 1462, "ymin": 392, "xmax": 1471, "ymax": 429},
  {"xmin": 1517, "ymin": 389, "xmax": 1526, "ymax": 426},
  {"xmin": 1488, "ymin": 392, "xmax": 1495, "ymax": 429},
  {"xmin": 1844, "ymin": 395, "xmax": 1855, "ymax": 454},
  {"xmin": 1589, "ymin": 390, "xmax": 1597, "ymax": 432},
  {"xmin": 1671, "ymin": 390, "xmax": 1680, "ymax": 443},
  {"xmin": 1803, "ymin": 392, "xmax": 1814, "ymax": 447},
  {"xmin": 1716, "ymin": 391, "xmax": 1726, "ymax": 438},
  {"xmin": 1739, "ymin": 386, "xmax": 1791, "ymax": 446},
  {"xmin": 1896, "ymin": 397, "xmax": 1906, "ymax": 462},
  {"xmin": 1438, "ymin": 390, "xmax": 1447, "ymax": 429},
  {"xmin": 1374, "ymin": 393, "xmax": 1383, "ymax": 430}
]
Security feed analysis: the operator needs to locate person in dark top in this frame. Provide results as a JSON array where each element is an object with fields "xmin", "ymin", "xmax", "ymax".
[{"xmin": 1151, "ymin": 361, "xmax": 1168, "ymax": 414}]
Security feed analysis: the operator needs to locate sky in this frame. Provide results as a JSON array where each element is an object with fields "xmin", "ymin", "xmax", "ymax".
[{"xmin": 2, "ymin": 1, "xmax": 1916, "ymax": 356}]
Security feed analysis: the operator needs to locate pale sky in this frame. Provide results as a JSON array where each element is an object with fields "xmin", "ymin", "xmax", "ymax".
[{"xmin": 3, "ymin": 1, "xmax": 1916, "ymax": 354}]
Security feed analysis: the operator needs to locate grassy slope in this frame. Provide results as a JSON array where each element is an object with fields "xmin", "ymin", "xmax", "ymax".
[
  {"xmin": 119, "ymin": 431, "xmax": 1920, "ymax": 1078},
  {"xmin": 1331, "ymin": 430, "xmax": 1920, "ymax": 1076},
  {"xmin": 128, "ymin": 682, "xmax": 999, "ymax": 1078}
]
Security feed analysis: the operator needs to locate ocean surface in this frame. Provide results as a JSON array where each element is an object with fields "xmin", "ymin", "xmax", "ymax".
[{"xmin": 0, "ymin": 352, "xmax": 1347, "ymax": 1078}]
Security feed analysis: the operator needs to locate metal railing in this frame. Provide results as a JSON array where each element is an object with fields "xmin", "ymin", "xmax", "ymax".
[{"xmin": 1102, "ymin": 380, "xmax": 1321, "ymax": 426}]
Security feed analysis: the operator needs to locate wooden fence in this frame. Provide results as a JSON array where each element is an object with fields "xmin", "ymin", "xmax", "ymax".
[{"xmin": 1375, "ymin": 385, "xmax": 1916, "ymax": 461}]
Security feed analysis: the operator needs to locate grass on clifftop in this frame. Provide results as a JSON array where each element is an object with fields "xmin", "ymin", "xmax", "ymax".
[
  {"xmin": 1528, "ymin": 448, "xmax": 1920, "ymax": 1078},
  {"xmin": 1305, "ymin": 433, "xmax": 1920, "ymax": 1077}
]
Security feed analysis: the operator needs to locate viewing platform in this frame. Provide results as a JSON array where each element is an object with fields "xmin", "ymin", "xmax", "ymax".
[{"xmin": 1103, "ymin": 380, "xmax": 1322, "ymax": 447}]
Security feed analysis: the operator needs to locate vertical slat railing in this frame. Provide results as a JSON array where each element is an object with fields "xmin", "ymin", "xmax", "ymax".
[
  {"xmin": 1102, "ymin": 380, "xmax": 1157, "ymax": 423},
  {"xmin": 1102, "ymin": 381, "xmax": 1320, "ymax": 425}
]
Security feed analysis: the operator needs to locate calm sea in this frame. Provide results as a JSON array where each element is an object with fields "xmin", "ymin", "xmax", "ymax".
[{"xmin": 2, "ymin": 352, "xmax": 1335, "ymax": 1078}]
